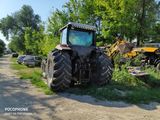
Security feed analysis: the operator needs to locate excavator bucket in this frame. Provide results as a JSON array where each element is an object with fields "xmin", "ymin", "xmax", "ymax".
[{"xmin": 117, "ymin": 43, "xmax": 134, "ymax": 54}]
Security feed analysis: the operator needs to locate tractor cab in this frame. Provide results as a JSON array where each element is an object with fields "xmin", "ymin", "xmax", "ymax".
[{"xmin": 59, "ymin": 22, "xmax": 96, "ymax": 47}]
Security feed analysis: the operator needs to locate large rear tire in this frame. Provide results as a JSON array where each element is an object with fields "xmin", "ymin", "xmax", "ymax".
[
  {"xmin": 95, "ymin": 54, "xmax": 113, "ymax": 85},
  {"xmin": 47, "ymin": 50, "xmax": 72, "ymax": 91}
]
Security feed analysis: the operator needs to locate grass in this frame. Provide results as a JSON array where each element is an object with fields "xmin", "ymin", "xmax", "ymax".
[
  {"xmin": 10, "ymin": 58, "xmax": 160, "ymax": 104},
  {"xmin": 10, "ymin": 58, "xmax": 54, "ymax": 95},
  {"xmin": 66, "ymin": 65, "xmax": 160, "ymax": 104}
]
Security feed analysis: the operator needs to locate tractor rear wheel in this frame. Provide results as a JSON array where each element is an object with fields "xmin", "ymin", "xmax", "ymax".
[
  {"xmin": 95, "ymin": 54, "xmax": 113, "ymax": 85},
  {"xmin": 47, "ymin": 50, "xmax": 72, "ymax": 91}
]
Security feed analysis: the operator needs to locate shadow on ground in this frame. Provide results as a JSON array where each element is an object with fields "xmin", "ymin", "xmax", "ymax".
[
  {"xmin": 0, "ymin": 73, "xmax": 62, "ymax": 120},
  {"xmin": 59, "ymin": 90, "xmax": 160, "ymax": 111}
]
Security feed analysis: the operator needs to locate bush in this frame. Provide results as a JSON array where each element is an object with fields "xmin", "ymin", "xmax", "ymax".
[
  {"xmin": 112, "ymin": 64, "xmax": 144, "ymax": 87},
  {"xmin": 130, "ymin": 53, "xmax": 145, "ymax": 66}
]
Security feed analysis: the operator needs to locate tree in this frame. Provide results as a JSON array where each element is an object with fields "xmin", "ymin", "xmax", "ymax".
[
  {"xmin": 152, "ymin": 23, "xmax": 160, "ymax": 42},
  {"xmin": 39, "ymin": 34, "xmax": 59, "ymax": 56},
  {"xmin": 0, "ymin": 5, "xmax": 41, "ymax": 52},
  {"xmin": 95, "ymin": 0, "xmax": 130, "ymax": 42},
  {"xmin": 135, "ymin": 0, "xmax": 157, "ymax": 45},
  {"xmin": 24, "ymin": 25, "xmax": 44, "ymax": 55},
  {"xmin": 95, "ymin": 0, "xmax": 158, "ymax": 45},
  {"xmin": 0, "ymin": 39, "xmax": 5, "ymax": 56},
  {"xmin": 48, "ymin": 9, "xmax": 69, "ymax": 36},
  {"xmin": 8, "ymin": 35, "xmax": 25, "ymax": 52}
]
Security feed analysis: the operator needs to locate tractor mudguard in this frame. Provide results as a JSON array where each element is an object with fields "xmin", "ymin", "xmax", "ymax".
[{"xmin": 56, "ymin": 44, "xmax": 71, "ymax": 50}]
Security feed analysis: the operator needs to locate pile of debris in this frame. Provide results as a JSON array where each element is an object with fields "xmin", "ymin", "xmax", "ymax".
[{"xmin": 127, "ymin": 67, "xmax": 148, "ymax": 77}]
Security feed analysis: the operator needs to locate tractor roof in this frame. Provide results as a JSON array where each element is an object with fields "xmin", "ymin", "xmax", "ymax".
[{"xmin": 59, "ymin": 22, "xmax": 96, "ymax": 32}]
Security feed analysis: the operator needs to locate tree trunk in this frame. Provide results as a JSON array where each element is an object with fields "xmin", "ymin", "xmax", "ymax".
[{"xmin": 136, "ymin": 0, "xmax": 146, "ymax": 47}]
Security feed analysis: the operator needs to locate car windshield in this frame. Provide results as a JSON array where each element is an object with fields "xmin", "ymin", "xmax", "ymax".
[
  {"xmin": 68, "ymin": 29, "xmax": 93, "ymax": 46},
  {"xmin": 24, "ymin": 55, "xmax": 34, "ymax": 60}
]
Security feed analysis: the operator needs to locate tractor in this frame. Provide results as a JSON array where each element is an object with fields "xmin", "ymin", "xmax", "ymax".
[{"xmin": 42, "ymin": 22, "xmax": 113, "ymax": 91}]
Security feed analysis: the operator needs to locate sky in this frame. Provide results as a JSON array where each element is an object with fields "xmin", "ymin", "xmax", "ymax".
[{"xmin": 0, "ymin": 0, "xmax": 68, "ymax": 45}]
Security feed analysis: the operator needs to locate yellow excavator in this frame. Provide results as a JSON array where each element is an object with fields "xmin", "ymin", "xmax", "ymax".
[{"xmin": 105, "ymin": 37, "xmax": 160, "ymax": 71}]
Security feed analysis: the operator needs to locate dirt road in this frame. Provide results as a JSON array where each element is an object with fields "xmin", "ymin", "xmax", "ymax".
[{"xmin": 0, "ymin": 55, "xmax": 160, "ymax": 120}]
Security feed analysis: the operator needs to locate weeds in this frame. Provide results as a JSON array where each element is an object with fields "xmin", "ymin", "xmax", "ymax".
[{"xmin": 67, "ymin": 63, "xmax": 160, "ymax": 104}]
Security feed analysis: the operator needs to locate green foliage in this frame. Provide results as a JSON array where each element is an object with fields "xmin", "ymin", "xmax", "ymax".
[
  {"xmin": 113, "ymin": 66, "xmax": 140, "ymax": 87},
  {"xmin": 67, "ymin": 64, "xmax": 160, "ymax": 104},
  {"xmin": 40, "ymin": 35, "xmax": 59, "ymax": 56},
  {"xmin": 0, "ymin": 5, "xmax": 41, "ymax": 52},
  {"xmin": 48, "ymin": 9, "xmax": 69, "ymax": 36},
  {"xmin": 0, "ymin": 15, "xmax": 15, "ymax": 40},
  {"xmin": 144, "ymin": 66, "xmax": 160, "ymax": 87},
  {"xmin": 132, "ymin": 58, "xmax": 141, "ymax": 66},
  {"xmin": 47, "ymin": 0, "xmax": 159, "ymax": 45},
  {"xmin": 95, "ymin": 0, "xmax": 158, "ymax": 45},
  {"xmin": 113, "ymin": 54, "xmax": 125, "ymax": 65},
  {"xmin": 64, "ymin": 0, "xmax": 97, "ymax": 24},
  {"xmin": 24, "ymin": 26, "xmax": 44, "ymax": 55},
  {"xmin": 130, "ymin": 54, "xmax": 145, "ymax": 66},
  {"xmin": 152, "ymin": 23, "xmax": 160, "ymax": 42},
  {"xmin": 8, "ymin": 35, "xmax": 25, "ymax": 52},
  {"xmin": 146, "ymin": 67, "xmax": 160, "ymax": 80},
  {"xmin": 0, "ymin": 39, "xmax": 5, "ymax": 56}
]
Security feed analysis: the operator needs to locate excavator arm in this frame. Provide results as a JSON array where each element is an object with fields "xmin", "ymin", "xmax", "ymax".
[{"xmin": 106, "ymin": 38, "xmax": 134, "ymax": 59}]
